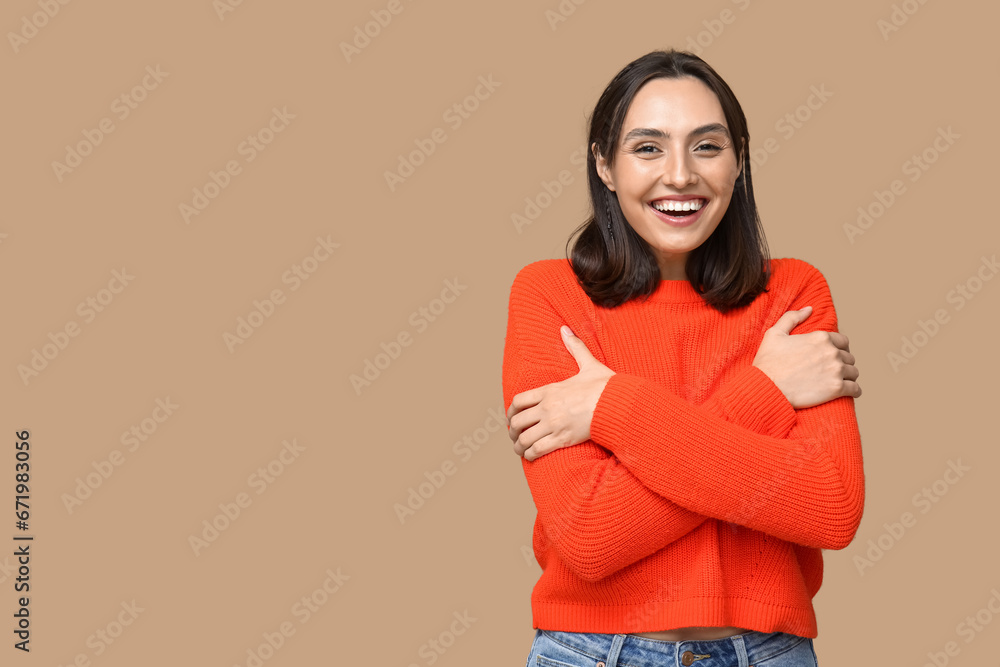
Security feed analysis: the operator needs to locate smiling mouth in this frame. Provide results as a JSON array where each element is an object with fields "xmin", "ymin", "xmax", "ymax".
[{"xmin": 649, "ymin": 198, "xmax": 708, "ymax": 217}]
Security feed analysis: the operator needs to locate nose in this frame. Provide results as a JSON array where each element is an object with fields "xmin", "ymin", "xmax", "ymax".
[{"xmin": 660, "ymin": 148, "xmax": 697, "ymax": 188}]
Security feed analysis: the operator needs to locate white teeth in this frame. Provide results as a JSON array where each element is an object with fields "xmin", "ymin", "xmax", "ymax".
[{"xmin": 652, "ymin": 199, "xmax": 705, "ymax": 212}]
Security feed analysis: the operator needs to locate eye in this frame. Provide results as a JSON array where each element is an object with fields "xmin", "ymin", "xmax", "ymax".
[
  {"xmin": 633, "ymin": 144, "xmax": 659, "ymax": 154},
  {"xmin": 695, "ymin": 143, "xmax": 723, "ymax": 153}
]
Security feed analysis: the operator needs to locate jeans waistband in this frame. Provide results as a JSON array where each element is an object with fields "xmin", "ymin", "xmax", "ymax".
[{"xmin": 539, "ymin": 629, "xmax": 810, "ymax": 667}]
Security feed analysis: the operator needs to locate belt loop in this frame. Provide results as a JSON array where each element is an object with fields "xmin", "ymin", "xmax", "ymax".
[
  {"xmin": 602, "ymin": 634, "xmax": 626, "ymax": 667},
  {"xmin": 731, "ymin": 633, "xmax": 749, "ymax": 667}
]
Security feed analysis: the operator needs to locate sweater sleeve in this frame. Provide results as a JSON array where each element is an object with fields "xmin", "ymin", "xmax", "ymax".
[
  {"xmin": 502, "ymin": 264, "xmax": 709, "ymax": 582},
  {"xmin": 694, "ymin": 361, "xmax": 798, "ymax": 438},
  {"xmin": 589, "ymin": 262, "xmax": 866, "ymax": 550}
]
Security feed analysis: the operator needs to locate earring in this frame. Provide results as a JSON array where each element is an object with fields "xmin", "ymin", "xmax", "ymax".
[{"xmin": 605, "ymin": 197, "xmax": 614, "ymax": 242}]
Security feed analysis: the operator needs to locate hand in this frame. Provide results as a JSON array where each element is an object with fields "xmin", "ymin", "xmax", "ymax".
[
  {"xmin": 752, "ymin": 306, "xmax": 862, "ymax": 409},
  {"xmin": 506, "ymin": 326, "xmax": 616, "ymax": 461}
]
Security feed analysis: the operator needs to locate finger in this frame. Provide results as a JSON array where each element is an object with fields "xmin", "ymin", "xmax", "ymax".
[
  {"xmin": 514, "ymin": 437, "xmax": 529, "ymax": 458},
  {"xmin": 516, "ymin": 433, "xmax": 542, "ymax": 460},
  {"xmin": 505, "ymin": 397, "xmax": 520, "ymax": 423},
  {"xmin": 513, "ymin": 417, "xmax": 551, "ymax": 457},
  {"xmin": 512, "ymin": 429, "xmax": 534, "ymax": 457},
  {"xmin": 841, "ymin": 379, "xmax": 862, "ymax": 399},
  {"xmin": 841, "ymin": 363, "xmax": 860, "ymax": 382},
  {"xmin": 507, "ymin": 408, "xmax": 540, "ymax": 444},
  {"xmin": 522, "ymin": 433, "xmax": 560, "ymax": 462},
  {"xmin": 507, "ymin": 390, "xmax": 541, "ymax": 422},
  {"xmin": 560, "ymin": 325, "xmax": 595, "ymax": 367},
  {"xmin": 772, "ymin": 306, "xmax": 813, "ymax": 335},
  {"xmin": 837, "ymin": 349, "xmax": 856, "ymax": 366},
  {"xmin": 514, "ymin": 440, "xmax": 531, "ymax": 461},
  {"xmin": 827, "ymin": 331, "xmax": 850, "ymax": 351},
  {"xmin": 523, "ymin": 446, "xmax": 547, "ymax": 462}
]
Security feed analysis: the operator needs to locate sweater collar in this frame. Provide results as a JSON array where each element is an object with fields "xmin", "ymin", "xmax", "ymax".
[{"xmin": 644, "ymin": 278, "xmax": 705, "ymax": 304}]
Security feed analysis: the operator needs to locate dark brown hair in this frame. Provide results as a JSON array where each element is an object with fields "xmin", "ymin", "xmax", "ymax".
[{"xmin": 567, "ymin": 49, "xmax": 770, "ymax": 311}]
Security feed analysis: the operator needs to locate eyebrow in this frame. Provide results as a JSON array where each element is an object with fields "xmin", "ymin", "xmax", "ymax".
[{"xmin": 621, "ymin": 123, "xmax": 731, "ymax": 144}]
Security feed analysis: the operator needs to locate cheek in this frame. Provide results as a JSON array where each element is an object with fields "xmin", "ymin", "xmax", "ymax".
[
  {"xmin": 615, "ymin": 162, "xmax": 657, "ymax": 192},
  {"xmin": 711, "ymin": 166, "xmax": 739, "ymax": 198}
]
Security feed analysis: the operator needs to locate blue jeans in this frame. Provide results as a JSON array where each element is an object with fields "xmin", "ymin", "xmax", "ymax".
[{"xmin": 525, "ymin": 629, "xmax": 818, "ymax": 666}]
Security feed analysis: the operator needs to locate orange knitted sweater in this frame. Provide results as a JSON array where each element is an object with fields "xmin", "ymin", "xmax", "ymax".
[{"xmin": 501, "ymin": 257, "xmax": 864, "ymax": 638}]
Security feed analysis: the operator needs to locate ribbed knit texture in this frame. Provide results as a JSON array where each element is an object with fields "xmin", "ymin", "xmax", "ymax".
[{"xmin": 501, "ymin": 257, "xmax": 865, "ymax": 638}]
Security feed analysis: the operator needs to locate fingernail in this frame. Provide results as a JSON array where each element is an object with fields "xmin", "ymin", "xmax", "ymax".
[{"xmin": 561, "ymin": 325, "xmax": 573, "ymax": 337}]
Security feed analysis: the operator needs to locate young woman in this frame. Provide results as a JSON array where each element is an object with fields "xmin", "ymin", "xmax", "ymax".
[{"xmin": 502, "ymin": 50, "xmax": 864, "ymax": 667}]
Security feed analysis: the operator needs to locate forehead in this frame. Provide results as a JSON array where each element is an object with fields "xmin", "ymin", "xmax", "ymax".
[{"xmin": 621, "ymin": 76, "xmax": 728, "ymax": 133}]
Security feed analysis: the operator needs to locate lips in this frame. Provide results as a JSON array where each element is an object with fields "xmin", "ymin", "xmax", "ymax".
[{"xmin": 648, "ymin": 197, "xmax": 708, "ymax": 227}]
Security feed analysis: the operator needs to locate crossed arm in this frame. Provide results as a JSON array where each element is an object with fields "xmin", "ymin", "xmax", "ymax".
[
  {"xmin": 501, "ymin": 266, "xmax": 865, "ymax": 581},
  {"xmin": 508, "ymin": 307, "xmax": 861, "ymax": 460}
]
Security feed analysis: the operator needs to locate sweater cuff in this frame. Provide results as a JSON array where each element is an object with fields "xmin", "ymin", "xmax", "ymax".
[
  {"xmin": 591, "ymin": 373, "xmax": 648, "ymax": 450},
  {"xmin": 710, "ymin": 365, "xmax": 797, "ymax": 439}
]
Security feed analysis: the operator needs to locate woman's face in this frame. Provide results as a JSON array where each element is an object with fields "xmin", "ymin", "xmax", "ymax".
[{"xmin": 594, "ymin": 76, "xmax": 742, "ymax": 280}]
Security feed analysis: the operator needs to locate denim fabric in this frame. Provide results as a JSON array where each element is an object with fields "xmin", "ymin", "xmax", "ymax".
[{"xmin": 525, "ymin": 629, "xmax": 817, "ymax": 667}]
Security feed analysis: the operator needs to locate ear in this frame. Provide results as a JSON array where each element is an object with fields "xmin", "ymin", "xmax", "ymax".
[
  {"xmin": 592, "ymin": 142, "xmax": 615, "ymax": 192},
  {"xmin": 736, "ymin": 137, "xmax": 746, "ymax": 180}
]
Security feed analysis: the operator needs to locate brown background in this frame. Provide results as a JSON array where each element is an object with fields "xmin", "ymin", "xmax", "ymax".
[{"xmin": 2, "ymin": 0, "xmax": 998, "ymax": 664}]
